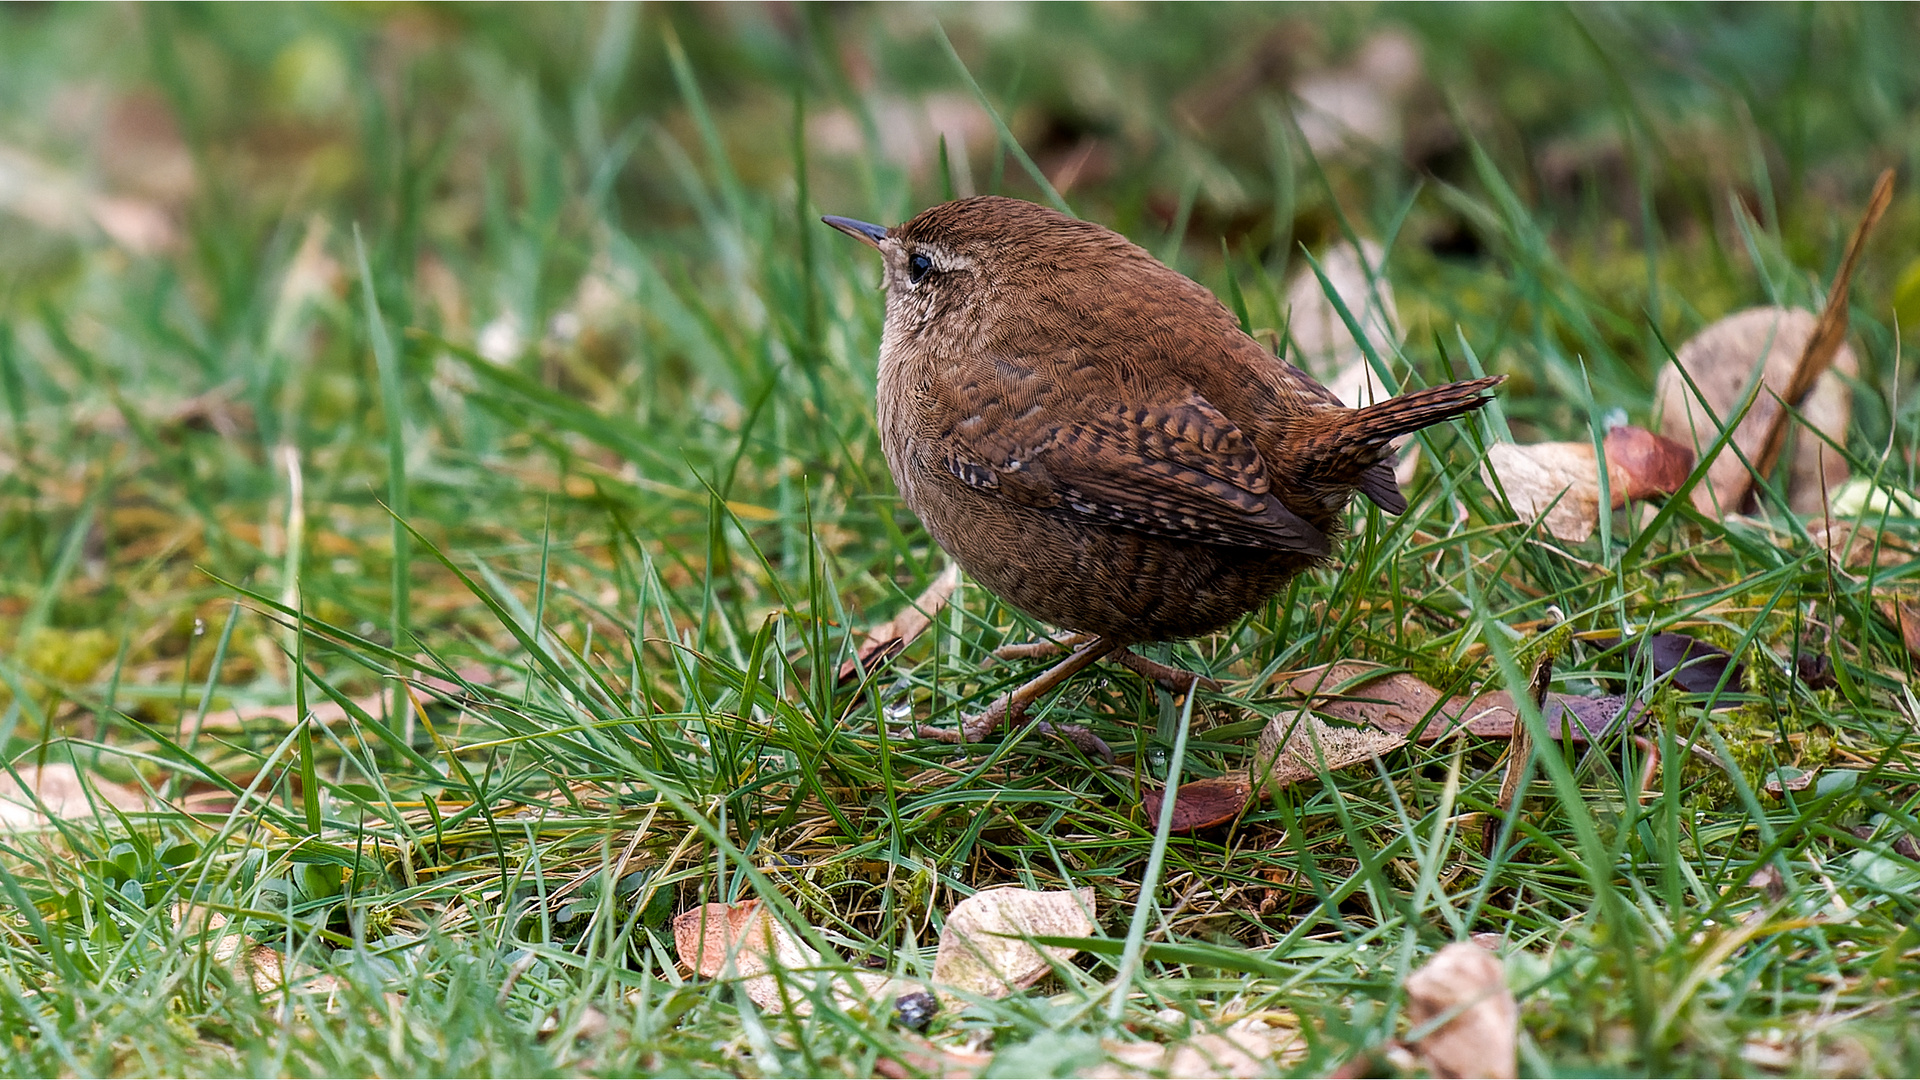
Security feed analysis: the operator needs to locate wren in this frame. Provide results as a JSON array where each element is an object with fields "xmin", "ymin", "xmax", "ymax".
[{"xmin": 826, "ymin": 196, "xmax": 1500, "ymax": 745}]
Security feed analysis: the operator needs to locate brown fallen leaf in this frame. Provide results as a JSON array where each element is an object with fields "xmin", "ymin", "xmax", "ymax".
[
  {"xmin": 1404, "ymin": 942, "xmax": 1518, "ymax": 1080},
  {"xmin": 1285, "ymin": 239, "xmax": 1428, "ymax": 490},
  {"xmin": 872, "ymin": 1037, "xmax": 993, "ymax": 1080},
  {"xmin": 839, "ymin": 562, "xmax": 964, "ymax": 683},
  {"xmin": 1652, "ymin": 306, "xmax": 1857, "ymax": 515},
  {"xmin": 1287, "ymin": 239, "xmax": 1400, "ymax": 406},
  {"xmin": 931, "ymin": 887, "xmax": 1096, "ymax": 1003},
  {"xmin": 215, "ymin": 936, "xmax": 343, "ymax": 998},
  {"xmin": 1276, "ymin": 662, "xmax": 1637, "ymax": 743},
  {"xmin": 1141, "ymin": 775, "xmax": 1253, "ymax": 832},
  {"xmin": 1761, "ymin": 768, "xmax": 1817, "ymax": 797},
  {"xmin": 1848, "ymin": 825, "xmax": 1920, "ymax": 862},
  {"xmin": 187, "ymin": 669, "xmax": 485, "ymax": 736},
  {"xmin": 0, "ymin": 763, "xmax": 151, "ymax": 833}
]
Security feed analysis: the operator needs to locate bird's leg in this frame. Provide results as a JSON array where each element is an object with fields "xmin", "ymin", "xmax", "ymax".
[
  {"xmin": 917, "ymin": 634, "xmax": 1117, "ymax": 751},
  {"xmin": 992, "ymin": 633, "xmax": 1093, "ymax": 661},
  {"xmin": 994, "ymin": 635, "xmax": 1223, "ymax": 696},
  {"xmin": 1114, "ymin": 652, "xmax": 1225, "ymax": 696}
]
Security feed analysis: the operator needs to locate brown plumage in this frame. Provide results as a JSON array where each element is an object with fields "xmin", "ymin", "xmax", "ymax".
[{"xmin": 826, "ymin": 196, "xmax": 1500, "ymax": 743}]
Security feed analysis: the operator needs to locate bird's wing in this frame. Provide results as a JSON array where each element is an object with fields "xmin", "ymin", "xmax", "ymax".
[{"xmin": 941, "ymin": 394, "xmax": 1329, "ymax": 555}]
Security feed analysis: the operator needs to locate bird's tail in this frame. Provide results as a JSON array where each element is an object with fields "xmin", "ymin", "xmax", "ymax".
[
  {"xmin": 1311, "ymin": 375, "xmax": 1504, "ymax": 514},
  {"xmin": 1344, "ymin": 375, "xmax": 1504, "ymax": 452}
]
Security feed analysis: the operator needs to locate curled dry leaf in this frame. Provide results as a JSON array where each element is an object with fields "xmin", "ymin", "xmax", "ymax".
[
  {"xmin": 931, "ymin": 886, "xmax": 1096, "ymax": 1002},
  {"xmin": 1848, "ymin": 825, "xmax": 1920, "ymax": 862},
  {"xmin": 1652, "ymin": 306, "xmax": 1855, "ymax": 515},
  {"xmin": 838, "ymin": 562, "xmax": 964, "ymax": 683},
  {"xmin": 1404, "ymin": 942, "xmax": 1518, "ymax": 1080},
  {"xmin": 0, "ymin": 763, "xmax": 151, "ymax": 833},
  {"xmin": 1483, "ymin": 426, "xmax": 1693, "ymax": 543},
  {"xmin": 1141, "ymin": 775, "xmax": 1252, "ymax": 832}
]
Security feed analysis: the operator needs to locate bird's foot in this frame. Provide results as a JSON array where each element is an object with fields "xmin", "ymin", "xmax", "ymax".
[
  {"xmin": 992, "ymin": 636, "xmax": 1223, "ymax": 695},
  {"xmin": 907, "ymin": 635, "xmax": 1118, "ymax": 761}
]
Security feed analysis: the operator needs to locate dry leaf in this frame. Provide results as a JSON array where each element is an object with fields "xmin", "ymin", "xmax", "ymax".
[
  {"xmin": 1484, "ymin": 441, "xmax": 1603, "ymax": 542},
  {"xmin": 1602, "ymin": 425, "xmax": 1695, "ymax": 502},
  {"xmin": 1848, "ymin": 825, "xmax": 1920, "ymax": 862},
  {"xmin": 1276, "ymin": 662, "xmax": 1635, "ymax": 744},
  {"xmin": 0, "ymin": 763, "xmax": 150, "ymax": 832},
  {"xmin": 1141, "ymin": 775, "xmax": 1252, "ymax": 831},
  {"xmin": 1291, "ymin": 30, "xmax": 1424, "ymax": 160},
  {"xmin": 1089, "ymin": 1022, "xmax": 1307, "ymax": 1078},
  {"xmin": 0, "ymin": 141, "xmax": 178, "ymax": 254},
  {"xmin": 873, "ymin": 1036, "xmax": 994, "ymax": 1080},
  {"xmin": 839, "ymin": 562, "xmax": 963, "ymax": 683},
  {"xmin": 1592, "ymin": 632, "xmax": 1744, "ymax": 695},
  {"xmin": 1249, "ymin": 708, "xmax": 1407, "ymax": 795},
  {"xmin": 671, "ymin": 899, "xmax": 900, "ymax": 1015},
  {"xmin": 191, "ymin": 906, "xmax": 339, "ymax": 998},
  {"xmin": 1405, "ymin": 942, "xmax": 1518, "ymax": 1080},
  {"xmin": 931, "ymin": 887, "xmax": 1096, "ymax": 1002},
  {"xmin": 809, "ymin": 93, "xmax": 995, "ymax": 187},
  {"xmin": 1652, "ymin": 306, "xmax": 1856, "ymax": 515},
  {"xmin": 1484, "ymin": 426, "xmax": 1690, "ymax": 543},
  {"xmin": 216, "ymin": 937, "xmax": 342, "ymax": 997},
  {"xmin": 189, "ymin": 671, "xmax": 482, "ymax": 736}
]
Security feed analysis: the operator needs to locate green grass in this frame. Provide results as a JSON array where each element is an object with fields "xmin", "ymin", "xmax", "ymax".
[{"xmin": 2, "ymin": 3, "xmax": 1919, "ymax": 1076}]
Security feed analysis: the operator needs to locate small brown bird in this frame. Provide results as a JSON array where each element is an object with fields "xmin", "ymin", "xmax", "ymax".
[{"xmin": 826, "ymin": 197, "xmax": 1500, "ymax": 745}]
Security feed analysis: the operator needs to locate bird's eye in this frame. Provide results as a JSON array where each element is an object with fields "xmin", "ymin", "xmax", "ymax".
[{"xmin": 907, "ymin": 252, "xmax": 934, "ymax": 284}]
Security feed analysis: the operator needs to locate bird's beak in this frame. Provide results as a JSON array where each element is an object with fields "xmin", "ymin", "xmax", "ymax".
[{"xmin": 822, "ymin": 215, "xmax": 890, "ymax": 248}]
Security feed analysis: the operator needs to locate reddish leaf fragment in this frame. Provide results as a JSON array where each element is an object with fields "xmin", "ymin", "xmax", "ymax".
[
  {"xmin": 1141, "ymin": 775, "xmax": 1252, "ymax": 831},
  {"xmin": 1601, "ymin": 425, "xmax": 1694, "ymax": 504}
]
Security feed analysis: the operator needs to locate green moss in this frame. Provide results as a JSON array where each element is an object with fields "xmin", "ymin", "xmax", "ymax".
[{"xmin": 21, "ymin": 627, "xmax": 118, "ymax": 686}]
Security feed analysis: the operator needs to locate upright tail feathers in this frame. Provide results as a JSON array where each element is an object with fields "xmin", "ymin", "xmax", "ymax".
[{"xmin": 1331, "ymin": 375, "xmax": 1504, "ymax": 515}]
